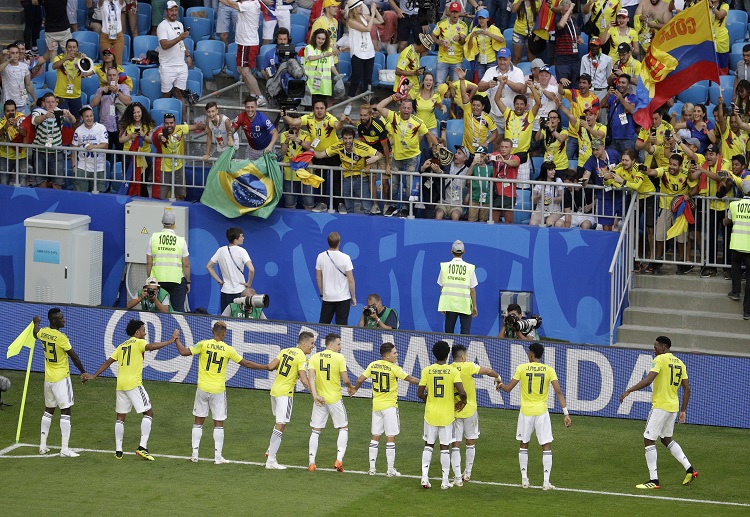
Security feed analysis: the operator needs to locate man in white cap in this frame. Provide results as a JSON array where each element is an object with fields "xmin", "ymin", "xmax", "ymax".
[
  {"xmin": 725, "ymin": 180, "xmax": 750, "ymax": 319},
  {"xmin": 146, "ymin": 210, "xmax": 191, "ymax": 312},
  {"xmin": 437, "ymin": 240, "xmax": 478, "ymax": 335},
  {"xmin": 157, "ymin": 1, "xmax": 193, "ymax": 104},
  {"xmin": 127, "ymin": 277, "xmax": 172, "ymax": 313}
]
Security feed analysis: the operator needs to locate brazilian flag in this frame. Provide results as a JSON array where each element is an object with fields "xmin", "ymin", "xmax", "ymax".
[{"xmin": 201, "ymin": 148, "xmax": 283, "ymax": 219}]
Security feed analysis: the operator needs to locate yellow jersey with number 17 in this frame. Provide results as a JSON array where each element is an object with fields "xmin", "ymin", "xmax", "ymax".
[
  {"xmin": 513, "ymin": 362, "xmax": 558, "ymax": 417},
  {"xmin": 111, "ymin": 337, "xmax": 147, "ymax": 391},
  {"xmin": 650, "ymin": 352, "xmax": 688, "ymax": 413},
  {"xmin": 362, "ymin": 359, "xmax": 409, "ymax": 412},
  {"xmin": 270, "ymin": 347, "xmax": 308, "ymax": 397},
  {"xmin": 309, "ymin": 350, "xmax": 347, "ymax": 404},
  {"xmin": 453, "ymin": 361, "xmax": 481, "ymax": 418},
  {"xmin": 37, "ymin": 327, "xmax": 72, "ymax": 382},
  {"xmin": 419, "ymin": 363, "xmax": 461, "ymax": 427},
  {"xmin": 190, "ymin": 339, "xmax": 242, "ymax": 394}
]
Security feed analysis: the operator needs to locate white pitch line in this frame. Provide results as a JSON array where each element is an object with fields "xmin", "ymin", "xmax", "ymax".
[{"xmin": 2, "ymin": 443, "xmax": 749, "ymax": 508}]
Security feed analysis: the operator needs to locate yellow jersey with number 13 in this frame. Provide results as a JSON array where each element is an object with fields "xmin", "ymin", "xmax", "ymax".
[
  {"xmin": 419, "ymin": 363, "xmax": 461, "ymax": 427},
  {"xmin": 270, "ymin": 347, "xmax": 308, "ymax": 397},
  {"xmin": 37, "ymin": 327, "xmax": 72, "ymax": 383},
  {"xmin": 110, "ymin": 337, "xmax": 147, "ymax": 391},
  {"xmin": 513, "ymin": 362, "xmax": 558, "ymax": 417},
  {"xmin": 362, "ymin": 359, "xmax": 409, "ymax": 412},
  {"xmin": 650, "ymin": 352, "xmax": 688, "ymax": 413},
  {"xmin": 190, "ymin": 339, "xmax": 242, "ymax": 394},
  {"xmin": 309, "ymin": 350, "xmax": 347, "ymax": 404}
]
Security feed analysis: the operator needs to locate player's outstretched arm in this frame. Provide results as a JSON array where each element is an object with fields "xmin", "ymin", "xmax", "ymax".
[
  {"xmin": 301, "ymin": 370, "xmax": 325, "ymax": 405},
  {"xmin": 478, "ymin": 366, "xmax": 501, "ymax": 383},
  {"xmin": 678, "ymin": 378, "xmax": 691, "ymax": 423},
  {"xmin": 405, "ymin": 375, "xmax": 420, "ymax": 385},
  {"xmin": 146, "ymin": 329, "xmax": 180, "ymax": 351},
  {"xmin": 551, "ymin": 379, "xmax": 572, "ymax": 428},
  {"xmin": 498, "ymin": 378, "xmax": 518, "ymax": 393},
  {"xmin": 66, "ymin": 349, "xmax": 87, "ymax": 375},
  {"xmin": 351, "ymin": 374, "xmax": 367, "ymax": 394},
  {"xmin": 341, "ymin": 371, "xmax": 353, "ymax": 390},
  {"xmin": 417, "ymin": 385, "xmax": 427, "ymax": 402},
  {"xmin": 454, "ymin": 381, "xmax": 467, "ymax": 411},
  {"xmin": 619, "ymin": 371, "xmax": 658, "ymax": 402},
  {"xmin": 175, "ymin": 337, "xmax": 192, "ymax": 357},
  {"xmin": 239, "ymin": 358, "xmax": 270, "ymax": 370},
  {"xmin": 32, "ymin": 315, "xmax": 41, "ymax": 339},
  {"xmin": 81, "ymin": 358, "xmax": 117, "ymax": 383}
]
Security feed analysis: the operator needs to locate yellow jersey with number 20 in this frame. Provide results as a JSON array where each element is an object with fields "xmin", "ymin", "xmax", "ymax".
[{"xmin": 363, "ymin": 359, "xmax": 409, "ymax": 412}]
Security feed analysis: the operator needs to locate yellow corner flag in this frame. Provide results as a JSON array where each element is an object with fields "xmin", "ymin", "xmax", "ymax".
[{"xmin": 7, "ymin": 322, "xmax": 35, "ymax": 358}]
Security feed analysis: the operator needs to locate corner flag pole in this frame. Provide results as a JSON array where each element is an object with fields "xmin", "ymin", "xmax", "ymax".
[{"xmin": 15, "ymin": 345, "xmax": 35, "ymax": 443}]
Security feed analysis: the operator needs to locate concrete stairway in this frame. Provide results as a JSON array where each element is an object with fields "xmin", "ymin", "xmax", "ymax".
[
  {"xmin": 615, "ymin": 273, "xmax": 750, "ymax": 357},
  {"xmin": 0, "ymin": 0, "xmax": 24, "ymax": 47}
]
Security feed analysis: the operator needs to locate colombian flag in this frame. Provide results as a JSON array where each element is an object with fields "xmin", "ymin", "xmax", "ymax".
[
  {"xmin": 533, "ymin": 1, "xmax": 556, "ymax": 40},
  {"xmin": 201, "ymin": 148, "xmax": 283, "ymax": 219},
  {"xmin": 666, "ymin": 195, "xmax": 695, "ymax": 241},
  {"xmin": 633, "ymin": 2, "xmax": 719, "ymax": 128}
]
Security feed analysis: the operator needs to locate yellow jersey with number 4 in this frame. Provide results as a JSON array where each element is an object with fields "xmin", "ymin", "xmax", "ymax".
[
  {"xmin": 190, "ymin": 339, "xmax": 242, "ymax": 394},
  {"xmin": 362, "ymin": 359, "xmax": 409, "ymax": 412},
  {"xmin": 38, "ymin": 327, "xmax": 72, "ymax": 382},
  {"xmin": 452, "ymin": 361, "xmax": 481, "ymax": 418},
  {"xmin": 270, "ymin": 347, "xmax": 308, "ymax": 397},
  {"xmin": 111, "ymin": 337, "xmax": 147, "ymax": 391},
  {"xmin": 513, "ymin": 362, "xmax": 558, "ymax": 417},
  {"xmin": 309, "ymin": 350, "xmax": 347, "ymax": 404},
  {"xmin": 420, "ymin": 363, "xmax": 461, "ymax": 427},
  {"xmin": 650, "ymin": 353, "xmax": 688, "ymax": 413}
]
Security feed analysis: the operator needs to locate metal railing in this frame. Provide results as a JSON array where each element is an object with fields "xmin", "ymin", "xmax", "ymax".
[{"xmin": 608, "ymin": 194, "xmax": 638, "ymax": 346}]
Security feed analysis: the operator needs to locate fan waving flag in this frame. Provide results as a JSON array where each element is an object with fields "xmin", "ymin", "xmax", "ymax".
[
  {"xmin": 201, "ymin": 148, "xmax": 283, "ymax": 219},
  {"xmin": 533, "ymin": 1, "xmax": 556, "ymax": 40},
  {"xmin": 633, "ymin": 2, "xmax": 720, "ymax": 128}
]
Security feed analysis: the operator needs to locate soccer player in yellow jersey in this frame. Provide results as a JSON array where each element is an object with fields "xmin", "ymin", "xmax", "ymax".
[
  {"xmin": 498, "ymin": 342, "xmax": 572, "ymax": 490},
  {"xmin": 449, "ymin": 344, "xmax": 501, "ymax": 486},
  {"xmin": 350, "ymin": 342, "xmax": 419, "ymax": 476},
  {"xmin": 176, "ymin": 321, "xmax": 269, "ymax": 465},
  {"xmin": 418, "ymin": 341, "xmax": 467, "ymax": 490},
  {"xmin": 82, "ymin": 320, "xmax": 180, "ymax": 460},
  {"xmin": 307, "ymin": 333, "xmax": 353, "ymax": 472},
  {"xmin": 32, "ymin": 308, "xmax": 87, "ymax": 457},
  {"xmin": 265, "ymin": 331, "xmax": 320, "ymax": 470},
  {"xmin": 620, "ymin": 336, "xmax": 697, "ymax": 489}
]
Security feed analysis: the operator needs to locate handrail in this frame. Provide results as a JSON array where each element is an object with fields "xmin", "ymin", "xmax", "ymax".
[{"xmin": 608, "ymin": 194, "xmax": 638, "ymax": 346}]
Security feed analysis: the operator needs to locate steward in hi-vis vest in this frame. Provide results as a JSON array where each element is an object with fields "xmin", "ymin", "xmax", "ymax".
[{"xmin": 437, "ymin": 240, "xmax": 478, "ymax": 335}]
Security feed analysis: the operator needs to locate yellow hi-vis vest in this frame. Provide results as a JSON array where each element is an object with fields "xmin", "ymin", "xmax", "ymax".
[
  {"xmin": 730, "ymin": 198, "xmax": 750, "ymax": 253},
  {"xmin": 438, "ymin": 260, "xmax": 475, "ymax": 314},
  {"xmin": 150, "ymin": 230, "xmax": 185, "ymax": 283}
]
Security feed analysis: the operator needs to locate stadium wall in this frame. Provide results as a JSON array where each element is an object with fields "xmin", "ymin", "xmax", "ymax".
[
  {"xmin": 0, "ymin": 186, "xmax": 619, "ymax": 345},
  {"xmin": 2, "ymin": 302, "xmax": 747, "ymax": 429}
]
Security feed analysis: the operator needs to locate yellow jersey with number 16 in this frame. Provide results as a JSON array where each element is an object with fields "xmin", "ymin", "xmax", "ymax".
[
  {"xmin": 270, "ymin": 347, "xmax": 308, "ymax": 397},
  {"xmin": 190, "ymin": 339, "xmax": 242, "ymax": 394},
  {"xmin": 110, "ymin": 337, "xmax": 147, "ymax": 391},
  {"xmin": 37, "ymin": 327, "xmax": 72, "ymax": 382}
]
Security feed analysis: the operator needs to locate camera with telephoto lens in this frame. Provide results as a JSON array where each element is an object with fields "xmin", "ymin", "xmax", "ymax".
[
  {"xmin": 363, "ymin": 304, "xmax": 377, "ymax": 318},
  {"xmin": 233, "ymin": 294, "xmax": 270, "ymax": 312},
  {"xmin": 505, "ymin": 314, "xmax": 543, "ymax": 335},
  {"xmin": 146, "ymin": 288, "xmax": 156, "ymax": 297}
]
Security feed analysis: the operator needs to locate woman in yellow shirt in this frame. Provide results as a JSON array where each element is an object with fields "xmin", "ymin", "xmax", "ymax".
[
  {"xmin": 118, "ymin": 102, "xmax": 154, "ymax": 196},
  {"xmin": 534, "ymin": 110, "xmax": 569, "ymax": 177},
  {"xmin": 409, "ymin": 72, "xmax": 446, "ymax": 140},
  {"xmin": 601, "ymin": 8, "xmax": 639, "ymax": 60},
  {"xmin": 95, "ymin": 47, "xmax": 133, "ymax": 92},
  {"xmin": 511, "ymin": 0, "xmax": 540, "ymax": 64},
  {"xmin": 465, "ymin": 8, "xmax": 505, "ymax": 80},
  {"xmin": 310, "ymin": 0, "xmax": 341, "ymax": 64}
]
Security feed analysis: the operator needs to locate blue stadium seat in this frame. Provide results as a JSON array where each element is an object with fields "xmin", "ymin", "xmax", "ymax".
[
  {"xmin": 77, "ymin": 9, "xmax": 87, "ymax": 31},
  {"xmin": 669, "ymin": 100, "xmax": 683, "ymax": 120},
  {"xmin": 153, "ymin": 98, "xmax": 183, "ymax": 121},
  {"xmin": 183, "ymin": 37, "xmax": 195, "ymax": 57},
  {"xmin": 708, "ymin": 84, "xmax": 722, "ymax": 105},
  {"xmin": 72, "ymin": 31, "xmax": 100, "ymax": 48},
  {"xmin": 516, "ymin": 61, "xmax": 532, "ymax": 75},
  {"xmin": 151, "ymin": 109, "xmax": 179, "ymax": 126},
  {"xmin": 514, "ymin": 189, "xmax": 531, "ymax": 224},
  {"xmin": 421, "ymin": 55, "xmax": 437, "ymax": 77},
  {"xmin": 125, "ymin": 73, "xmax": 140, "ymax": 98},
  {"xmin": 731, "ymin": 52, "xmax": 743, "ymax": 72},
  {"xmin": 705, "ymin": 103, "xmax": 716, "ymax": 124},
  {"xmin": 530, "ymin": 156, "xmax": 544, "ymax": 181},
  {"xmin": 122, "ymin": 63, "xmax": 139, "ymax": 82},
  {"xmin": 732, "ymin": 41, "xmax": 747, "ymax": 54},
  {"xmin": 503, "ymin": 28, "xmax": 513, "ymax": 48},
  {"xmin": 137, "ymin": 12, "xmax": 150, "ymax": 36},
  {"xmin": 374, "ymin": 52, "xmax": 385, "ymax": 69},
  {"xmin": 291, "ymin": 24, "xmax": 307, "ymax": 47},
  {"xmin": 184, "ymin": 17, "xmax": 213, "ymax": 41},
  {"xmin": 386, "ymin": 53, "xmax": 398, "ymax": 70},
  {"xmin": 578, "ymin": 32, "xmax": 589, "ymax": 57},
  {"xmin": 337, "ymin": 60, "xmax": 351, "ymax": 82},
  {"xmin": 123, "ymin": 34, "xmax": 131, "ymax": 63},
  {"xmin": 727, "ymin": 22, "xmax": 746, "ymax": 48},
  {"xmin": 225, "ymin": 51, "xmax": 239, "ymax": 80},
  {"xmin": 133, "ymin": 35, "xmax": 159, "ymax": 70},
  {"xmin": 548, "ymin": 65, "xmax": 555, "ymax": 78},
  {"xmin": 138, "ymin": 2, "xmax": 152, "ymax": 25},
  {"xmin": 34, "ymin": 87, "xmax": 53, "ymax": 101},
  {"xmin": 677, "ymin": 81, "xmax": 708, "ymax": 105},
  {"xmin": 290, "ymin": 13, "xmax": 308, "ymax": 30},
  {"xmin": 195, "ymin": 51, "xmax": 224, "ymax": 80},
  {"xmin": 188, "ymin": 68, "xmax": 203, "ymax": 86},
  {"xmin": 130, "ymin": 95, "xmax": 151, "ymax": 111},
  {"xmin": 185, "ymin": 6, "xmax": 215, "ymax": 20},
  {"xmin": 445, "ymin": 119, "xmax": 463, "ymax": 150},
  {"xmin": 31, "ymin": 73, "xmax": 45, "ymax": 89},
  {"xmin": 727, "ymin": 10, "xmax": 749, "ymax": 29},
  {"xmin": 37, "ymin": 30, "xmax": 46, "ymax": 56},
  {"xmin": 197, "ymin": 39, "xmax": 225, "ymax": 54},
  {"xmin": 79, "ymin": 42, "xmax": 99, "ymax": 62},
  {"xmin": 186, "ymin": 79, "xmax": 203, "ymax": 98},
  {"xmin": 81, "ymin": 75, "xmax": 101, "ymax": 99},
  {"xmin": 338, "ymin": 52, "xmax": 351, "ymax": 68},
  {"xmin": 372, "ymin": 63, "xmax": 384, "ymax": 87},
  {"xmin": 720, "ymin": 74, "xmax": 735, "ymax": 92},
  {"xmin": 44, "ymin": 68, "xmax": 57, "ymax": 91},
  {"xmin": 140, "ymin": 77, "xmax": 162, "ymax": 103},
  {"xmin": 142, "ymin": 68, "xmax": 160, "ymax": 81}
]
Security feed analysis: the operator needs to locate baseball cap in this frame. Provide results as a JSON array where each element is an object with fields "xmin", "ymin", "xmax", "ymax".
[
  {"xmin": 539, "ymin": 65, "xmax": 551, "ymax": 74},
  {"xmin": 451, "ymin": 240, "xmax": 465, "ymax": 253},
  {"xmin": 584, "ymin": 105, "xmax": 600, "ymax": 114},
  {"xmin": 102, "ymin": 47, "xmax": 115, "ymax": 55},
  {"xmin": 685, "ymin": 137, "xmax": 700, "ymax": 148},
  {"xmin": 591, "ymin": 138, "xmax": 605, "ymax": 149},
  {"xmin": 589, "ymin": 37, "xmax": 602, "ymax": 46},
  {"xmin": 477, "ymin": 8, "xmax": 489, "ymax": 18},
  {"xmin": 617, "ymin": 42, "xmax": 632, "ymax": 54},
  {"xmin": 497, "ymin": 47, "xmax": 511, "ymax": 59},
  {"xmin": 530, "ymin": 58, "xmax": 545, "ymax": 69},
  {"xmin": 449, "ymin": 1, "xmax": 461, "ymax": 12},
  {"xmin": 617, "ymin": 8, "xmax": 629, "ymax": 17},
  {"xmin": 705, "ymin": 143, "xmax": 719, "ymax": 153},
  {"xmin": 578, "ymin": 73, "xmax": 592, "ymax": 83},
  {"xmin": 145, "ymin": 277, "xmax": 160, "ymax": 287},
  {"xmin": 475, "ymin": 145, "xmax": 488, "ymax": 154},
  {"xmin": 454, "ymin": 145, "xmax": 470, "ymax": 158},
  {"xmin": 162, "ymin": 211, "xmax": 176, "ymax": 225},
  {"xmin": 322, "ymin": 0, "xmax": 339, "ymax": 8},
  {"xmin": 166, "ymin": 0, "xmax": 179, "ymax": 9},
  {"xmin": 741, "ymin": 180, "xmax": 750, "ymax": 194},
  {"xmin": 418, "ymin": 32, "xmax": 434, "ymax": 49}
]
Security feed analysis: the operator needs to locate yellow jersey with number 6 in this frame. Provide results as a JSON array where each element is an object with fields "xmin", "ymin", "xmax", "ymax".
[
  {"xmin": 190, "ymin": 339, "xmax": 242, "ymax": 394},
  {"xmin": 419, "ymin": 363, "xmax": 461, "ymax": 427},
  {"xmin": 38, "ymin": 327, "xmax": 72, "ymax": 382},
  {"xmin": 513, "ymin": 362, "xmax": 558, "ymax": 417},
  {"xmin": 270, "ymin": 347, "xmax": 308, "ymax": 397},
  {"xmin": 650, "ymin": 353, "xmax": 688, "ymax": 413},
  {"xmin": 110, "ymin": 337, "xmax": 147, "ymax": 391}
]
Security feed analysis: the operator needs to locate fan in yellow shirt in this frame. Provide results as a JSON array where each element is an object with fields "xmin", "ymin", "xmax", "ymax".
[
  {"xmin": 306, "ymin": 333, "xmax": 354, "ymax": 473},
  {"xmin": 418, "ymin": 341, "xmax": 466, "ymax": 490},
  {"xmin": 498, "ymin": 342, "xmax": 571, "ymax": 490},
  {"xmin": 264, "ymin": 331, "xmax": 319, "ymax": 470},
  {"xmin": 350, "ymin": 342, "xmax": 419, "ymax": 476},
  {"xmin": 449, "ymin": 344, "xmax": 501, "ymax": 485},
  {"xmin": 620, "ymin": 336, "xmax": 697, "ymax": 489},
  {"xmin": 32, "ymin": 308, "xmax": 87, "ymax": 458},
  {"xmin": 176, "ymin": 321, "xmax": 269, "ymax": 464},
  {"xmin": 82, "ymin": 320, "xmax": 180, "ymax": 461}
]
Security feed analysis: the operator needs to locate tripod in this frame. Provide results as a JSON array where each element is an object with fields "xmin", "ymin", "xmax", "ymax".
[{"xmin": 0, "ymin": 392, "xmax": 11, "ymax": 409}]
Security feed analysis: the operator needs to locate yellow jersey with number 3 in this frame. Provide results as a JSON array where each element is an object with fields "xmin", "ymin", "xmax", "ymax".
[
  {"xmin": 309, "ymin": 350, "xmax": 347, "ymax": 404},
  {"xmin": 363, "ymin": 359, "xmax": 409, "ymax": 411},
  {"xmin": 38, "ymin": 327, "xmax": 72, "ymax": 382},
  {"xmin": 452, "ymin": 361, "xmax": 481, "ymax": 418},
  {"xmin": 513, "ymin": 362, "xmax": 558, "ymax": 417},
  {"xmin": 650, "ymin": 352, "xmax": 688, "ymax": 413},
  {"xmin": 270, "ymin": 347, "xmax": 308, "ymax": 397},
  {"xmin": 190, "ymin": 339, "xmax": 242, "ymax": 394},
  {"xmin": 111, "ymin": 337, "xmax": 147, "ymax": 391},
  {"xmin": 419, "ymin": 363, "xmax": 461, "ymax": 427}
]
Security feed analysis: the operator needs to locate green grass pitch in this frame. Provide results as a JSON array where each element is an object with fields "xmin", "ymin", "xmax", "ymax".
[{"xmin": 0, "ymin": 370, "xmax": 748, "ymax": 516}]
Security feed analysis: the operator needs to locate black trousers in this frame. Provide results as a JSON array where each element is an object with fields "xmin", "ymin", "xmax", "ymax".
[
  {"xmin": 731, "ymin": 250, "xmax": 750, "ymax": 314},
  {"xmin": 319, "ymin": 299, "xmax": 351, "ymax": 325},
  {"xmin": 348, "ymin": 55, "xmax": 374, "ymax": 98},
  {"xmin": 160, "ymin": 278, "xmax": 188, "ymax": 312},
  {"xmin": 444, "ymin": 311, "xmax": 472, "ymax": 335}
]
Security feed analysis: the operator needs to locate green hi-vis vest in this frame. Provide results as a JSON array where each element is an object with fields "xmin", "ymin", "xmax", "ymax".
[
  {"xmin": 150, "ymin": 231, "xmax": 185, "ymax": 284},
  {"xmin": 438, "ymin": 260, "xmax": 475, "ymax": 314},
  {"xmin": 730, "ymin": 198, "xmax": 750, "ymax": 252},
  {"xmin": 304, "ymin": 46, "xmax": 332, "ymax": 93},
  {"xmin": 364, "ymin": 307, "xmax": 393, "ymax": 328},
  {"xmin": 228, "ymin": 303, "xmax": 263, "ymax": 320}
]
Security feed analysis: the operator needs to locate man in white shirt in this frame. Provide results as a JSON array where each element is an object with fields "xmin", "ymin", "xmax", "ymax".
[
  {"xmin": 206, "ymin": 226, "xmax": 255, "ymax": 313},
  {"xmin": 157, "ymin": 1, "xmax": 193, "ymax": 102},
  {"xmin": 478, "ymin": 48, "xmax": 526, "ymax": 131},
  {"xmin": 0, "ymin": 44, "xmax": 36, "ymax": 115},
  {"xmin": 579, "ymin": 37, "xmax": 613, "ymax": 123},
  {"xmin": 71, "ymin": 105, "xmax": 109, "ymax": 192},
  {"xmin": 316, "ymin": 231, "xmax": 357, "ymax": 325},
  {"xmin": 219, "ymin": 0, "xmax": 266, "ymax": 105}
]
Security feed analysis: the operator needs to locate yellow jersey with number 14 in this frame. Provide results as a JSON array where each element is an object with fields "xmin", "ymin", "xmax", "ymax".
[
  {"xmin": 190, "ymin": 339, "xmax": 242, "ymax": 394},
  {"xmin": 419, "ymin": 363, "xmax": 461, "ymax": 427},
  {"xmin": 650, "ymin": 352, "xmax": 688, "ymax": 413},
  {"xmin": 362, "ymin": 359, "xmax": 409, "ymax": 412},
  {"xmin": 309, "ymin": 350, "xmax": 347, "ymax": 404},
  {"xmin": 513, "ymin": 362, "xmax": 558, "ymax": 417},
  {"xmin": 270, "ymin": 347, "xmax": 308, "ymax": 397},
  {"xmin": 38, "ymin": 327, "xmax": 72, "ymax": 383},
  {"xmin": 111, "ymin": 337, "xmax": 147, "ymax": 391}
]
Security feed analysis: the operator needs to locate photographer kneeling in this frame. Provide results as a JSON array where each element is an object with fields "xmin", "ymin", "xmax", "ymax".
[
  {"xmin": 126, "ymin": 277, "xmax": 172, "ymax": 313},
  {"xmin": 498, "ymin": 303, "xmax": 541, "ymax": 341},
  {"xmin": 222, "ymin": 288, "xmax": 268, "ymax": 320},
  {"xmin": 357, "ymin": 293, "xmax": 399, "ymax": 329}
]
